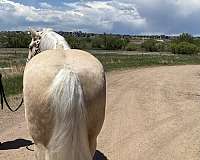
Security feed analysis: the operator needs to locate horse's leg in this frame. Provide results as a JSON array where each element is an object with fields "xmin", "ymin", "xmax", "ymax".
[
  {"xmin": 89, "ymin": 136, "xmax": 97, "ymax": 158},
  {"xmin": 34, "ymin": 144, "xmax": 46, "ymax": 160}
]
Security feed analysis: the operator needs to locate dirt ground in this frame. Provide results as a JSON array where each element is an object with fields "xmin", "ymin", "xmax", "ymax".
[{"xmin": 1, "ymin": 65, "xmax": 200, "ymax": 160}]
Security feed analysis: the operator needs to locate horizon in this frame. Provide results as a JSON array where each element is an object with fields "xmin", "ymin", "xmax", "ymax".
[
  {"xmin": 1, "ymin": 30, "xmax": 199, "ymax": 37},
  {"xmin": 1, "ymin": 0, "xmax": 200, "ymax": 35}
]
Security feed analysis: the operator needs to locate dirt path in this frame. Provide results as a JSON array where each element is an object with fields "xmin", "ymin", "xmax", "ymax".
[{"xmin": 1, "ymin": 65, "xmax": 200, "ymax": 160}]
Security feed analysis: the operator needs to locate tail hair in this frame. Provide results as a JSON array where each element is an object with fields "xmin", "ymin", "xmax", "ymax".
[{"xmin": 46, "ymin": 65, "xmax": 92, "ymax": 160}]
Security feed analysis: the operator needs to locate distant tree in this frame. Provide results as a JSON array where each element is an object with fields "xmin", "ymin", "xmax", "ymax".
[
  {"xmin": 103, "ymin": 35, "xmax": 128, "ymax": 50},
  {"xmin": 0, "ymin": 32, "xmax": 31, "ymax": 48},
  {"xmin": 91, "ymin": 36, "xmax": 104, "ymax": 49},
  {"xmin": 65, "ymin": 36, "xmax": 80, "ymax": 49},
  {"xmin": 178, "ymin": 33, "xmax": 193, "ymax": 43}
]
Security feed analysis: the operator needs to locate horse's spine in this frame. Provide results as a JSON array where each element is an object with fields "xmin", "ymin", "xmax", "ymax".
[{"xmin": 47, "ymin": 66, "xmax": 92, "ymax": 160}]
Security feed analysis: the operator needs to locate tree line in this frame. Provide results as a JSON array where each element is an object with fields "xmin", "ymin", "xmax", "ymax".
[{"xmin": 0, "ymin": 31, "xmax": 200, "ymax": 54}]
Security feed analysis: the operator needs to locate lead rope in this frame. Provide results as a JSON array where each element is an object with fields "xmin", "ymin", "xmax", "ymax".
[
  {"xmin": 0, "ymin": 73, "xmax": 34, "ymax": 151},
  {"xmin": 0, "ymin": 73, "xmax": 23, "ymax": 112}
]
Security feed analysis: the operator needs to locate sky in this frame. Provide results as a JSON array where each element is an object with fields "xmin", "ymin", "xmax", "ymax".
[{"xmin": 0, "ymin": 0, "xmax": 200, "ymax": 35}]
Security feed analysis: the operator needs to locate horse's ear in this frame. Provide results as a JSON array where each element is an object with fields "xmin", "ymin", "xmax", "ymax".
[{"xmin": 29, "ymin": 27, "xmax": 38, "ymax": 38}]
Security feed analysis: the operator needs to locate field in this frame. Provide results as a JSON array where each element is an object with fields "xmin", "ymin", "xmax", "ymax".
[{"xmin": 1, "ymin": 48, "xmax": 200, "ymax": 96}]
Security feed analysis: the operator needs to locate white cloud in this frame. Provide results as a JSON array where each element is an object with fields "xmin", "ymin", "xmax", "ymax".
[
  {"xmin": 170, "ymin": 0, "xmax": 200, "ymax": 16},
  {"xmin": 118, "ymin": 0, "xmax": 200, "ymax": 34},
  {"xmin": 1, "ymin": 0, "xmax": 200, "ymax": 34},
  {"xmin": 0, "ymin": 0, "xmax": 146, "ymax": 33},
  {"xmin": 39, "ymin": 2, "xmax": 53, "ymax": 8}
]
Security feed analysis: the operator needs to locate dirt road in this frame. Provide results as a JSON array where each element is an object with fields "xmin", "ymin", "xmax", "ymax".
[{"xmin": 1, "ymin": 65, "xmax": 200, "ymax": 160}]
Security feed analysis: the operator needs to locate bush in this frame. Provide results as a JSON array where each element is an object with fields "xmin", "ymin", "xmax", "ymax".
[
  {"xmin": 155, "ymin": 42, "xmax": 171, "ymax": 52},
  {"xmin": 104, "ymin": 36, "xmax": 128, "ymax": 50},
  {"xmin": 171, "ymin": 42, "xmax": 199, "ymax": 54},
  {"xmin": 91, "ymin": 37, "xmax": 104, "ymax": 49},
  {"xmin": 141, "ymin": 39, "xmax": 157, "ymax": 52},
  {"xmin": 126, "ymin": 43, "xmax": 138, "ymax": 51}
]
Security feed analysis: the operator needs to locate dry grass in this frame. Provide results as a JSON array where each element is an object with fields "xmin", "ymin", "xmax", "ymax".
[{"xmin": 1, "ymin": 64, "xmax": 24, "ymax": 78}]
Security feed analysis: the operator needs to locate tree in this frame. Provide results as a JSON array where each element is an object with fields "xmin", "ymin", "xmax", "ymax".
[
  {"xmin": 91, "ymin": 36, "xmax": 104, "ymax": 49},
  {"xmin": 103, "ymin": 35, "xmax": 128, "ymax": 50},
  {"xmin": 178, "ymin": 33, "xmax": 193, "ymax": 43}
]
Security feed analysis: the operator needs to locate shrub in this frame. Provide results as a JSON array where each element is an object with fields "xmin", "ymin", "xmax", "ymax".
[
  {"xmin": 141, "ymin": 39, "xmax": 157, "ymax": 52},
  {"xmin": 171, "ymin": 42, "xmax": 199, "ymax": 54},
  {"xmin": 126, "ymin": 43, "xmax": 138, "ymax": 51},
  {"xmin": 104, "ymin": 36, "xmax": 128, "ymax": 50},
  {"xmin": 91, "ymin": 37, "xmax": 104, "ymax": 49}
]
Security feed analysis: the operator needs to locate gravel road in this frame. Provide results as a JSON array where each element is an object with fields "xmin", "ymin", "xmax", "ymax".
[{"xmin": 1, "ymin": 65, "xmax": 200, "ymax": 160}]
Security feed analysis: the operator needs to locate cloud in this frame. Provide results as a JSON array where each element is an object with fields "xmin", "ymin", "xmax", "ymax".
[
  {"xmin": 119, "ymin": 0, "xmax": 200, "ymax": 34},
  {"xmin": 0, "ymin": 0, "xmax": 146, "ymax": 34},
  {"xmin": 0, "ymin": 0, "xmax": 200, "ymax": 34},
  {"xmin": 39, "ymin": 2, "xmax": 53, "ymax": 8}
]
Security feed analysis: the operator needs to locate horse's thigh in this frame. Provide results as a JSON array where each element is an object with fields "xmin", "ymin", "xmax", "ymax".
[{"xmin": 26, "ymin": 103, "xmax": 54, "ymax": 147}]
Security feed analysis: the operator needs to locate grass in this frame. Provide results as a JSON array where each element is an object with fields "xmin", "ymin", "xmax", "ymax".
[
  {"xmin": 1, "ymin": 74, "xmax": 23, "ymax": 96},
  {"xmin": 94, "ymin": 53, "xmax": 200, "ymax": 71},
  {"xmin": 0, "ymin": 48, "xmax": 26, "ymax": 96},
  {"xmin": 0, "ymin": 48, "xmax": 27, "ymax": 68},
  {"xmin": 1, "ymin": 48, "xmax": 200, "ymax": 96}
]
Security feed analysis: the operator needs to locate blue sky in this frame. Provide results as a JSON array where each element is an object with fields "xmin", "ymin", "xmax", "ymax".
[
  {"xmin": 14, "ymin": 0, "xmax": 77, "ymax": 7},
  {"xmin": 1, "ymin": 0, "xmax": 200, "ymax": 35}
]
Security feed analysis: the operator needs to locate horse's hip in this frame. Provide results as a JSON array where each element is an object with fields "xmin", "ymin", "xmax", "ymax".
[{"xmin": 23, "ymin": 50, "xmax": 106, "ymax": 145}]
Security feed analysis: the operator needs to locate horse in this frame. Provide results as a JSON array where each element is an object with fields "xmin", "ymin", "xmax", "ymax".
[{"xmin": 23, "ymin": 28, "xmax": 106, "ymax": 160}]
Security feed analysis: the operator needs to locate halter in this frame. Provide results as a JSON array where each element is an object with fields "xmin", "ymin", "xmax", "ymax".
[
  {"xmin": 27, "ymin": 38, "xmax": 41, "ymax": 62},
  {"xmin": 28, "ymin": 30, "xmax": 51, "ymax": 61}
]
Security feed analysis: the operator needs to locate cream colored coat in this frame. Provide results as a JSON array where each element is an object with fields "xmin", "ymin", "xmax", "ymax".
[{"xmin": 23, "ymin": 49, "xmax": 106, "ymax": 160}]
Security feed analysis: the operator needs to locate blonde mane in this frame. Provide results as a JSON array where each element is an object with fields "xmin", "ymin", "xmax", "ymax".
[
  {"xmin": 39, "ymin": 28, "xmax": 70, "ymax": 51},
  {"xmin": 28, "ymin": 28, "xmax": 70, "ymax": 61}
]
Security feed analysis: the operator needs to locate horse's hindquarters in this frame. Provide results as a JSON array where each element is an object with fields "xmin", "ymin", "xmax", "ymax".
[{"xmin": 23, "ymin": 49, "xmax": 106, "ymax": 160}]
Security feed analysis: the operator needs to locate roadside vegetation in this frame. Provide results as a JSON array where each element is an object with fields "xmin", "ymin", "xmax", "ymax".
[
  {"xmin": 1, "ymin": 31, "xmax": 200, "ymax": 55},
  {"xmin": 1, "ymin": 32, "xmax": 200, "ymax": 96},
  {"xmin": 2, "ymin": 74, "xmax": 23, "ymax": 96},
  {"xmin": 2, "ymin": 49, "xmax": 200, "ymax": 96}
]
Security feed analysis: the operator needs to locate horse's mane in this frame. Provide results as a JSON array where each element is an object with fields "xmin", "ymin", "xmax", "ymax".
[
  {"xmin": 39, "ymin": 29, "xmax": 70, "ymax": 52},
  {"xmin": 27, "ymin": 28, "xmax": 70, "ymax": 62}
]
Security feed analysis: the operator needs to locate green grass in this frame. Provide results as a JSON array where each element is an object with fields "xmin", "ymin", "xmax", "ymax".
[
  {"xmin": 94, "ymin": 53, "xmax": 200, "ymax": 71},
  {"xmin": 1, "ymin": 74, "xmax": 23, "ymax": 96}
]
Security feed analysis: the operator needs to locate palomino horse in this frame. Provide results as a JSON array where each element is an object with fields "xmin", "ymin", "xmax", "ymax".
[{"xmin": 23, "ymin": 29, "xmax": 106, "ymax": 160}]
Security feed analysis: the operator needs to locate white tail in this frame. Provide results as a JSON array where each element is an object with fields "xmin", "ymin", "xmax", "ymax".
[{"xmin": 46, "ymin": 66, "xmax": 92, "ymax": 160}]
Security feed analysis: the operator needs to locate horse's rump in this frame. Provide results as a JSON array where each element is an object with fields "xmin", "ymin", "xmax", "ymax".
[{"xmin": 23, "ymin": 49, "xmax": 106, "ymax": 160}]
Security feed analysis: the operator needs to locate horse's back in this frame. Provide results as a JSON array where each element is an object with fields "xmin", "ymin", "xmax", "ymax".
[
  {"xmin": 27, "ymin": 49, "xmax": 103, "ymax": 74},
  {"xmin": 24, "ymin": 49, "xmax": 105, "ymax": 101}
]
